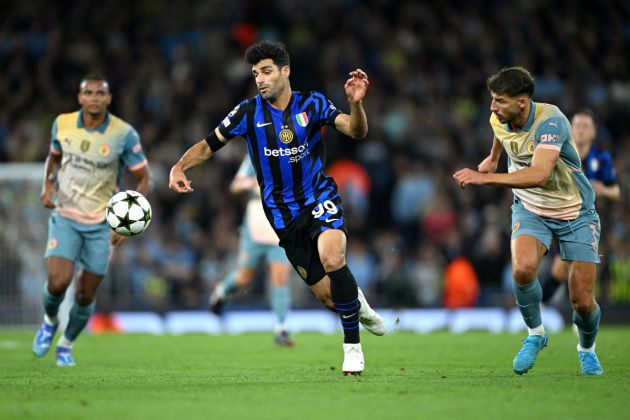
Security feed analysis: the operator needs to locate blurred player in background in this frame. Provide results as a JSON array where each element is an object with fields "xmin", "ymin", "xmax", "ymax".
[
  {"xmin": 209, "ymin": 155, "xmax": 295, "ymax": 347},
  {"xmin": 541, "ymin": 108, "xmax": 619, "ymax": 302},
  {"xmin": 169, "ymin": 41, "xmax": 385, "ymax": 375},
  {"xmin": 33, "ymin": 74, "xmax": 151, "ymax": 367},
  {"xmin": 453, "ymin": 67, "xmax": 604, "ymax": 376}
]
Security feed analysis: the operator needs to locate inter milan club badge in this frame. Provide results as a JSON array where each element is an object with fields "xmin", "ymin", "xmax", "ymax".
[{"xmin": 279, "ymin": 128, "xmax": 294, "ymax": 144}]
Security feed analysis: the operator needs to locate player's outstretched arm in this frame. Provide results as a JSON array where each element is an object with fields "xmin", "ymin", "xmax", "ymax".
[
  {"xmin": 454, "ymin": 147, "xmax": 558, "ymax": 189},
  {"xmin": 169, "ymin": 136, "xmax": 216, "ymax": 193},
  {"xmin": 334, "ymin": 69, "xmax": 369, "ymax": 139}
]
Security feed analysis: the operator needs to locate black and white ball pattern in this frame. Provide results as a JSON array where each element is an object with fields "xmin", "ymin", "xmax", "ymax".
[{"xmin": 105, "ymin": 190, "xmax": 152, "ymax": 236}]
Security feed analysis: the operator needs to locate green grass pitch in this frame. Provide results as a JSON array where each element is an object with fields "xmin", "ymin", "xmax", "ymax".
[{"xmin": 1, "ymin": 327, "xmax": 630, "ymax": 419}]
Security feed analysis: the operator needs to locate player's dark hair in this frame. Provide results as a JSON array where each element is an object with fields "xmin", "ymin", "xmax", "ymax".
[
  {"xmin": 574, "ymin": 107, "xmax": 596, "ymax": 125},
  {"xmin": 245, "ymin": 41, "xmax": 290, "ymax": 69},
  {"xmin": 487, "ymin": 67, "xmax": 535, "ymax": 98},
  {"xmin": 79, "ymin": 73, "xmax": 110, "ymax": 92}
]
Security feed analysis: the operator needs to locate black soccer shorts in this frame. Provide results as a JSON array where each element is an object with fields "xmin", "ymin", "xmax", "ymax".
[{"xmin": 277, "ymin": 198, "xmax": 348, "ymax": 286}]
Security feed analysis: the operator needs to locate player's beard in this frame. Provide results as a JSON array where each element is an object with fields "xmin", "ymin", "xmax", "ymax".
[
  {"xmin": 260, "ymin": 88, "xmax": 273, "ymax": 100},
  {"xmin": 260, "ymin": 84, "xmax": 278, "ymax": 101},
  {"xmin": 495, "ymin": 109, "xmax": 516, "ymax": 125},
  {"xmin": 261, "ymin": 79, "xmax": 287, "ymax": 103}
]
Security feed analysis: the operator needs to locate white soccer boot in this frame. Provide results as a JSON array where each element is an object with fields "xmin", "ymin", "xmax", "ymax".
[
  {"xmin": 342, "ymin": 343, "xmax": 364, "ymax": 376},
  {"xmin": 357, "ymin": 288, "xmax": 386, "ymax": 336}
]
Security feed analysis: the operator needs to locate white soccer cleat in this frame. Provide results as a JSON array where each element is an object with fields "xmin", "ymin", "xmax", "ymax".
[
  {"xmin": 357, "ymin": 288, "xmax": 386, "ymax": 336},
  {"xmin": 342, "ymin": 343, "xmax": 364, "ymax": 375}
]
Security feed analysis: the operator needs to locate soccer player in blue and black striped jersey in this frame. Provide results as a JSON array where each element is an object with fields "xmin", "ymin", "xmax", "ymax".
[
  {"xmin": 541, "ymin": 108, "xmax": 620, "ymax": 302},
  {"xmin": 169, "ymin": 41, "xmax": 385, "ymax": 375}
]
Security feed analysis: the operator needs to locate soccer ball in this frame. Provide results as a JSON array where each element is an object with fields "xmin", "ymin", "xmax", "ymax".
[{"xmin": 105, "ymin": 190, "xmax": 152, "ymax": 236}]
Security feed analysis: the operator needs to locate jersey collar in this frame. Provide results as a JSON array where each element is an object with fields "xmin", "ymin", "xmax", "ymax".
[
  {"xmin": 262, "ymin": 91, "xmax": 295, "ymax": 114},
  {"xmin": 504, "ymin": 100, "xmax": 536, "ymax": 133},
  {"xmin": 77, "ymin": 110, "xmax": 111, "ymax": 133}
]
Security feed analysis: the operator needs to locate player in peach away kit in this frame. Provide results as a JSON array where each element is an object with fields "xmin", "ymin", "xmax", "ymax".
[
  {"xmin": 169, "ymin": 41, "xmax": 385, "ymax": 375},
  {"xmin": 33, "ymin": 74, "xmax": 151, "ymax": 367},
  {"xmin": 453, "ymin": 67, "xmax": 603, "ymax": 376}
]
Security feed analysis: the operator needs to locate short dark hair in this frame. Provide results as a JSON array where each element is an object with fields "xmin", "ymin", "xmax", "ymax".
[
  {"xmin": 573, "ymin": 107, "xmax": 596, "ymax": 125},
  {"xmin": 487, "ymin": 67, "xmax": 535, "ymax": 98},
  {"xmin": 244, "ymin": 41, "xmax": 290, "ymax": 68},
  {"xmin": 79, "ymin": 73, "xmax": 110, "ymax": 91}
]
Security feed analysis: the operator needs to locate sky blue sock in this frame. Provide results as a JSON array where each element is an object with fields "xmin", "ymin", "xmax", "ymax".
[
  {"xmin": 270, "ymin": 285, "xmax": 291, "ymax": 325},
  {"xmin": 222, "ymin": 272, "xmax": 239, "ymax": 296},
  {"xmin": 42, "ymin": 282, "xmax": 65, "ymax": 320},
  {"xmin": 64, "ymin": 301, "xmax": 95, "ymax": 342},
  {"xmin": 573, "ymin": 304, "xmax": 601, "ymax": 349},
  {"xmin": 512, "ymin": 278, "xmax": 543, "ymax": 329}
]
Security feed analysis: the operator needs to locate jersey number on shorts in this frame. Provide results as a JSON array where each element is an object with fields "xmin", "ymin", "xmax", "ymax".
[{"xmin": 312, "ymin": 200, "xmax": 338, "ymax": 220}]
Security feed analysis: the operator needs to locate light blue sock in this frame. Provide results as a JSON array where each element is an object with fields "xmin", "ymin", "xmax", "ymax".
[
  {"xmin": 270, "ymin": 285, "xmax": 291, "ymax": 325},
  {"xmin": 64, "ymin": 301, "xmax": 95, "ymax": 342},
  {"xmin": 512, "ymin": 278, "xmax": 543, "ymax": 329},
  {"xmin": 573, "ymin": 304, "xmax": 601, "ymax": 349},
  {"xmin": 222, "ymin": 272, "xmax": 239, "ymax": 297},
  {"xmin": 42, "ymin": 282, "xmax": 65, "ymax": 320}
]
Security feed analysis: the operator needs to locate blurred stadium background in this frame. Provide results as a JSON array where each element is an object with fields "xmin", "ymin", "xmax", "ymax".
[{"xmin": 1, "ymin": 0, "xmax": 629, "ymax": 331}]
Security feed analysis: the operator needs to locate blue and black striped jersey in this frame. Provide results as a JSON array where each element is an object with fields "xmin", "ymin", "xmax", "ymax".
[
  {"xmin": 583, "ymin": 146, "xmax": 617, "ymax": 186},
  {"xmin": 217, "ymin": 91, "xmax": 342, "ymax": 230}
]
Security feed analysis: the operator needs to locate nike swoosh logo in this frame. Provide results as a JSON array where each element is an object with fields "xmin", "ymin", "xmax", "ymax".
[
  {"xmin": 325, "ymin": 218, "xmax": 339, "ymax": 223},
  {"xmin": 257, "ymin": 122, "xmax": 272, "ymax": 127},
  {"xmin": 342, "ymin": 313, "xmax": 357, "ymax": 319}
]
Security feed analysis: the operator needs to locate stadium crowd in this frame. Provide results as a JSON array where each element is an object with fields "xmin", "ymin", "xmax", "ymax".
[{"xmin": 1, "ymin": 0, "xmax": 628, "ymax": 314}]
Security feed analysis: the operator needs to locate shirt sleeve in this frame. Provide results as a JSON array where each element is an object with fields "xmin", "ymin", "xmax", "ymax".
[
  {"xmin": 217, "ymin": 100, "xmax": 249, "ymax": 139},
  {"xmin": 50, "ymin": 118, "xmax": 61, "ymax": 155},
  {"xmin": 121, "ymin": 127, "xmax": 148, "ymax": 171},
  {"xmin": 534, "ymin": 116, "xmax": 570, "ymax": 151},
  {"xmin": 313, "ymin": 92, "xmax": 342, "ymax": 128}
]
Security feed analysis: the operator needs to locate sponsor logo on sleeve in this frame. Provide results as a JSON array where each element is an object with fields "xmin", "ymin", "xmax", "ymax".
[
  {"xmin": 540, "ymin": 134, "xmax": 560, "ymax": 142},
  {"xmin": 228, "ymin": 105, "xmax": 240, "ymax": 117},
  {"xmin": 222, "ymin": 105, "xmax": 241, "ymax": 128}
]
